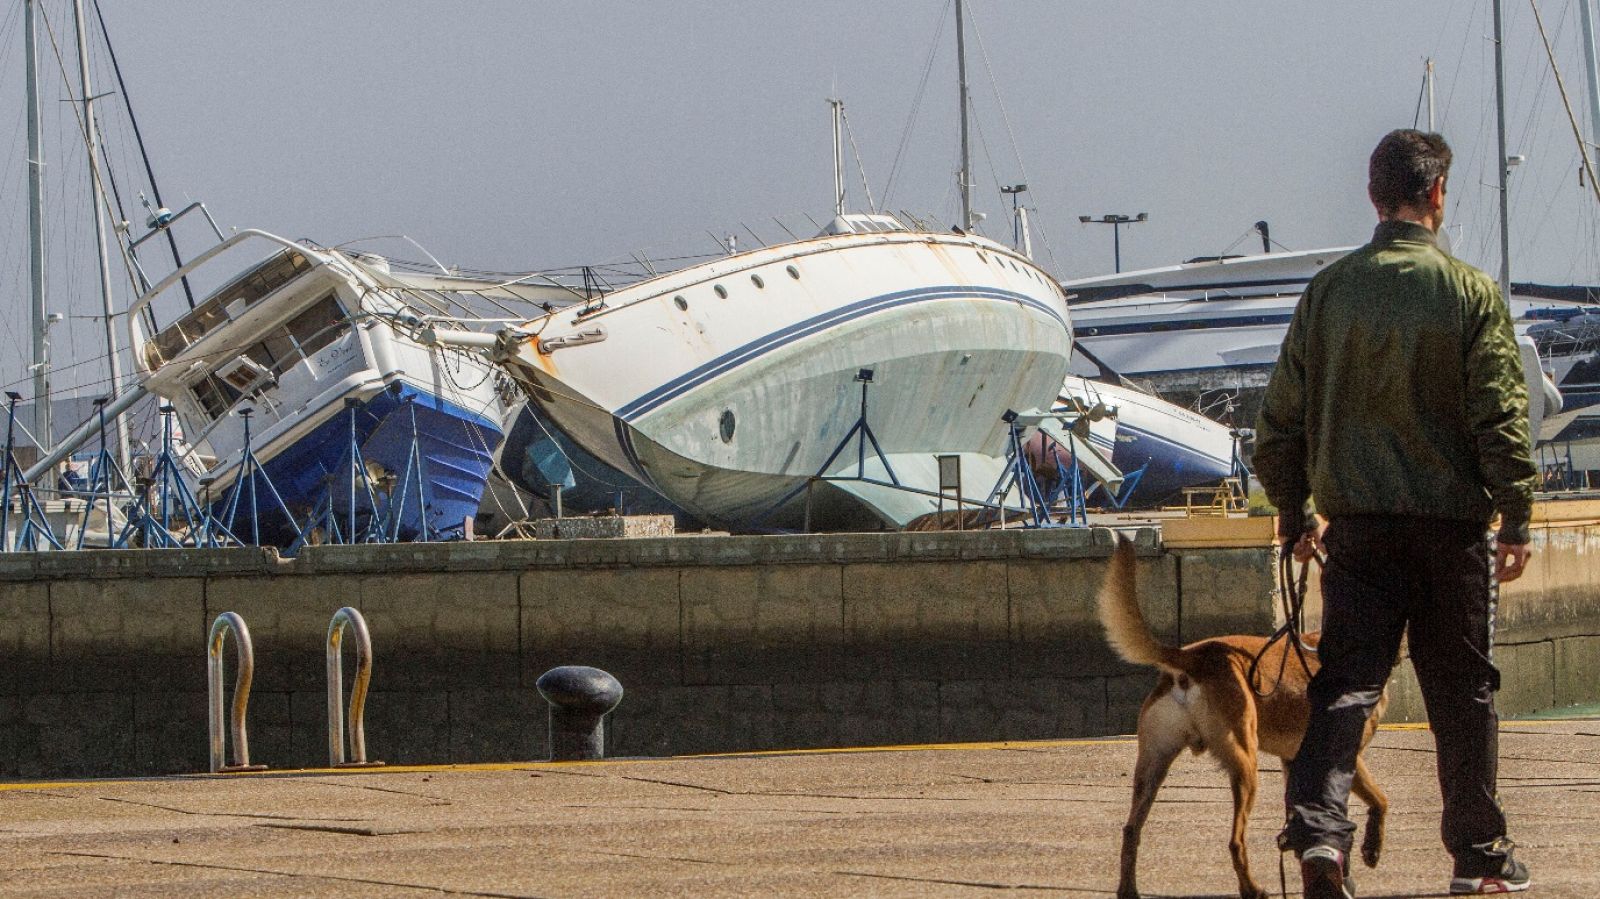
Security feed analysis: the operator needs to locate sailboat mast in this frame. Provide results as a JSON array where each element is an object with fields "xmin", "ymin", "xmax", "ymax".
[
  {"xmin": 955, "ymin": 0, "xmax": 976, "ymax": 232},
  {"xmin": 1581, "ymin": 0, "xmax": 1600, "ymax": 149},
  {"xmin": 1493, "ymin": 0, "xmax": 1513, "ymax": 301},
  {"xmin": 73, "ymin": 0, "xmax": 130, "ymax": 467},
  {"xmin": 24, "ymin": 0, "xmax": 50, "ymax": 454},
  {"xmin": 1426, "ymin": 58, "xmax": 1436, "ymax": 131},
  {"xmin": 829, "ymin": 98, "xmax": 846, "ymax": 217}
]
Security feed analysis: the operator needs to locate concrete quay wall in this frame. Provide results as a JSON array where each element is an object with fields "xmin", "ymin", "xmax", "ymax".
[{"xmin": 1, "ymin": 518, "xmax": 1597, "ymax": 779}]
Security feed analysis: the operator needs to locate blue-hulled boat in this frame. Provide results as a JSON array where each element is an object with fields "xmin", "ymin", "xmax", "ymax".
[{"xmin": 127, "ymin": 229, "xmax": 509, "ymax": 546}]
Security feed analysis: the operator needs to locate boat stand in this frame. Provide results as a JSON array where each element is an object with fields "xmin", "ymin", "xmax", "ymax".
[
  {"xmin": 215, "ymin": 408, "xmax": 302, "ymax": 546},
  {"xmin": 383, "ymin": 398, "xmax": 436, "ymax": 543},
  {"xmin": 75, "ymin": 398, "xmax": 138, "ymax": 550},
  {"xmin": 982, "ymin": 412, "xmax": 1058, "ymax": 529},
  {"xmin": 117, "ymin": 405, "xmax": 225, "ymax": 548},
  {"xmin": 1095, "ymin": 461, "xmax": 1148, "ymax": 511},
  {"xmin": 752, "ymin": 370, "xmax": 904, "ymax": 531},
  {"xmin": 0, "ymin": 393, "xmax": 60, "ymax": 551},
  {"xmin": 1034, "ymin": 434, "xmax": 1088, "ymax": 527},
  {"xmin": 288, "ymin": 398, "xmax": 391, "ymax": 553}
]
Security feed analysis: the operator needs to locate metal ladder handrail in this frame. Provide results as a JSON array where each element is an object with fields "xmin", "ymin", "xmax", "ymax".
[
  {"xmin": 327, "ymin": 607, "xmax": 382, "ymax": 767},
  {"xmin": 207, "ymin": 612, "xmax": 266, "ymax": 773}
]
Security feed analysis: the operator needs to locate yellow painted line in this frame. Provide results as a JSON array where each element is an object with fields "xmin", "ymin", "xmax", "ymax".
[{"xmin": 0, "ymin": 720, "xmax": 1579, "ymax": 793}]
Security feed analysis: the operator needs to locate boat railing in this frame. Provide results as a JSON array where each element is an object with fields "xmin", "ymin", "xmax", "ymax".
[{"xmin": 126, "ymin": 229, "xmax": 337, "ymax": 367}]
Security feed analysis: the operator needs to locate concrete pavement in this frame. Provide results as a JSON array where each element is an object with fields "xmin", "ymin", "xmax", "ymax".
[{"xmin": 2, "ymin": 719, "xmax": 1597, "ymax": 897}]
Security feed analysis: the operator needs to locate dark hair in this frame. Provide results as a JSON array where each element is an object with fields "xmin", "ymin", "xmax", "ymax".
[{"xmin": 1368, "ymin": 129, "xmax": 1452, "ymax": 213}]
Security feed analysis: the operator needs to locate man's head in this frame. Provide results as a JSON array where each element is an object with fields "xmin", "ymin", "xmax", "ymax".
[{"xmin": 1368, "ymin": 129, "xmax": 1452, "ymax": 230}]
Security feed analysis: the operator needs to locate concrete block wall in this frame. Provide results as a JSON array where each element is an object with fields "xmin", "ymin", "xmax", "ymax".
[{"xmin": 1, "ymin": 518, "xmax": 1596, "ymax": 780}]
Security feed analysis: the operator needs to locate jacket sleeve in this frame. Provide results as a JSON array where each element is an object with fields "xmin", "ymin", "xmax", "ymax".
[
  {"xmin": 1254, "ymin": 289, "xmax": 1312, "ymax": 521},
  {"xmin": 1463, "ymin": 279, "xmax": 1537, "ymax": 544}
]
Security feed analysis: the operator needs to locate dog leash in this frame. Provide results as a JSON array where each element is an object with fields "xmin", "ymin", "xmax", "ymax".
[{"xmin": 1247, "ymin": 544, "xmax": 1323, "ymax": 698}]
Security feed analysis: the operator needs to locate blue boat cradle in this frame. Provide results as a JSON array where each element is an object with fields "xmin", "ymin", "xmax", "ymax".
[{"xmin": 0, "ymin": 381, "xmax": 504, "ymax": 554}]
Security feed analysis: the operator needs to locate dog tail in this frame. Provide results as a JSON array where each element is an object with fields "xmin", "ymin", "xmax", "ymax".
[{"xmin": 1098, "ymin": 535, "xmax": 1185, "ymax": 675}]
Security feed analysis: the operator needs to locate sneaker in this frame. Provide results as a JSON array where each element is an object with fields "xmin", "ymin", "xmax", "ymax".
[
  {"xmin": 1449, "ymin": 856, "xmax": 1531, "ymax": 894},
  {"xmin": 1301, "ymin": 845, "xmax": 1356, "ymax": 899}
]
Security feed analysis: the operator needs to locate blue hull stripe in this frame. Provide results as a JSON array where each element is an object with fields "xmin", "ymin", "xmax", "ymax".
[
  {"xmin": 1071, "ymin": 424, "xmax": 1229, "ymax": 469},
  {"xmin": 615, "ymin": 285, "xmax": 1064, "ymax": 423},
  {"xmin": 1116, "ymin": 421, "xmax": 1234, "ymax": 469}
]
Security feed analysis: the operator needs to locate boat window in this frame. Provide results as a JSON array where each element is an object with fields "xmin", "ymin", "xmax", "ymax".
[
  {"xmin": 151, "ymin": 251, "xmax": 312, "ymax": 365},
  {"xmin": 205, "ymin": 250, "xmax": 312, "ymax": 314},
  {"xmin": 285, "ymin": 294, "xmax": 348, "ymax": 356},
  {"xmin": 786, "ymin": 265, "xmax": 800, "ymax": 279},
  {"xmin": 256, "ymin": 329, "xmax": 299, "ymax": 371},
  {"xmin": 714, "ymin": 284, "xmax": 728, "ymax": 299},
  {"xmin": 674, "ymin": 295, "xmax": 688, "ymax": 310},
  {"xmin": 751, "ymin": 274, "xmax": 765, "ymax": 289}
]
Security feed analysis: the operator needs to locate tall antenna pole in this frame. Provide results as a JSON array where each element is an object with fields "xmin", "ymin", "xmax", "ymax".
[
  {"xmin": 1425, "ymin": 57, "xmax": 1437, "ymax": 131},
  {"xmin": 829, "ymin": 98, "xmax": 846, "ymax": 217},
  {"xmin": 1493, "ymin": 0, "xmax": 1513, "ymax": 301},
  {"xmin": 73, "ymin": 0, "xmax": 129, "ymax": 468},
  {"xmin": 955, "ymin": 0, "xmax": 976, "ymax": 232},
  {"xmin": 24, "ymin": 0, "xmax": 51, "ymax": 454},
  {"xmin": 1581, "ymin": 0, "xmax": 1600, "ymax": 151}
]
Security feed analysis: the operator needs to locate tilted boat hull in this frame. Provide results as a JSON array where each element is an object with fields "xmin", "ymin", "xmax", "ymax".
[{"xmin": 500, "ymin": 230, "xmax": 1072, "ymax": 530}]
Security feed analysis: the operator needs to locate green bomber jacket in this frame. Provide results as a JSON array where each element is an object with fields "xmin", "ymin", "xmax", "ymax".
[{"xmin": 1254, "ymin": 220, "xmax": 1537, "ymax": 544}]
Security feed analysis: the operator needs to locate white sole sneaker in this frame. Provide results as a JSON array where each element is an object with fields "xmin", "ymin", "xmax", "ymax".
[{"xmin": 1449, "ymin": 874, "xmax": 1532, "ymax": 894}]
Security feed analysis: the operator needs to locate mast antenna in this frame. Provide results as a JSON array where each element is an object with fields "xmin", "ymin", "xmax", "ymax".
[
  {"xmin": 24, "ymin": 0, "xmax": 51, "ymax": 454},
  {"xmin": 829, "ymin": 98, "xmax": 846, "ymax": 217},
  {"xmin": 73, "ymin": 0, "xmax": 131, "ymax": 468},
  {"xmin": 956, "ymin": 0, "xmax": 978, "ymax": 232}
]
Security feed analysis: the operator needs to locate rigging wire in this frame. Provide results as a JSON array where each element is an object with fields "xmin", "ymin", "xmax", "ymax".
[
  {"xmin": 1529, "ymin": 0, "xmax": 1600, "ymax": 206},
  {"xmin": 838, "ymin": 104, "xmax": 877, "ymax": 213},
  {"xmin": 966, "ymin": 3, "xmax": 1061, "ymax": 271},
  {"xmin": 92, "ymin": 0, "xmax": 193, "ymax": 312},
  {"xmin": 883, "ymin": 0, "xmax": 951, "ymax": 209}
]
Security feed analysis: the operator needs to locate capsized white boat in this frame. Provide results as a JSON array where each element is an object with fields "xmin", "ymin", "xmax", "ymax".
[
  {"xmin": 438, "ymin": 215, "xmax": 1073, "ymax": 531},
  {"xmin": 123, "ymin": 228, "xmax": 512, "ymax": 545}
]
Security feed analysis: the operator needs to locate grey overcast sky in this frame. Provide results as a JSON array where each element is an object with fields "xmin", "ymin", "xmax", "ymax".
[{"xmin": 4, "ymin": 1, "xmax": 1600, "ymax": 400}]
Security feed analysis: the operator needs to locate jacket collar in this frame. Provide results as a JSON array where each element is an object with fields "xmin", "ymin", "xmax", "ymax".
[{"xmin": 1372, "ymin": 219, "xmax": 1438, "ymax": 247}]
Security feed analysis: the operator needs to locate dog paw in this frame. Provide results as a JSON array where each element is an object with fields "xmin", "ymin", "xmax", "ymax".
[
  {"xmin": 1361, "ymin": 841, "xmax": 1382, "ymax": 868},
  {"xmin": 1116, "ymin": 889, "xmax": 1139, "ymax": 899},
  {"xmin": 1240, "ymin": 886, "xmax": 1269, "ymax": 899}
]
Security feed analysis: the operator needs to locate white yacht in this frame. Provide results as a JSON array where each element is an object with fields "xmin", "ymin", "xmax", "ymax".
[{"xmin": 452, "ymin": 215, "xmax": 1072, "ymax": 531}]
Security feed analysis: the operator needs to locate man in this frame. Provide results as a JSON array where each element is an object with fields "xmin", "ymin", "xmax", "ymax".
[{"xmin": 1255, "ymin": 129, "xmax": 1537, "ymax": 898}]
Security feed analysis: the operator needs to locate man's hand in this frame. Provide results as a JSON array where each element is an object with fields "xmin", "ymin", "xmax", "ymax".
[
  {"xmin": 1278, "ymin": 514, "xmax": 1325, "ymax": 563},
  {"xmin": 1291, "ymin": 529, "xmax": 1322, "ymax": 564},
  {"xmin": 1494, "ymin": 542, "xmax": 1531, "ymax": 583}
]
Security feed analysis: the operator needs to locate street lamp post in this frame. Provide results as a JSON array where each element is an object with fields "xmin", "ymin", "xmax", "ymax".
[{"xmin": 1078, "ymin": 212, "xmax": 1147, "ymax": 273}]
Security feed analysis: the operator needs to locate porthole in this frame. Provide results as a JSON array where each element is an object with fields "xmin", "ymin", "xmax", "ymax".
[
  {"xmin": 751, "ymin": 274, "xmax": 765, "ymax": 289},
  {"xmin": 719, "ymin": 409, "xmax": 736, "ymax": 443},
  {"xmin": 786, "ymin": 265, "xmax": 800, "ymax": 279},
  {"xmin": 976, "ymin": 251, "xmax": 988, "ymax": 264},
  {"xmin": 673, "ymin": 295, "xmax": 688, "ymax": 311},
  {"xmin": 714, "ymin": 284, "xmax": 728, "ymax": 299}
]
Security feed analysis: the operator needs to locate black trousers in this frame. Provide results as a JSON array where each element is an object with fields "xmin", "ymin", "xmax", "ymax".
[{"xmin": 1282, "ymin": 516, "xmax": 1508, "ymax": 867}]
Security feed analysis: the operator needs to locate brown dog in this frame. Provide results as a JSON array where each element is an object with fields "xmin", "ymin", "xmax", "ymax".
[{"xmin": 1098, "ymin": 536, "xmax": 1388, "ymax": 899}]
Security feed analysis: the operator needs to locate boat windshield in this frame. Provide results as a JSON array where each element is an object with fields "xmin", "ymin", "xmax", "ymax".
[{"xmin": 146, "ymin": 250, "xmax": 312, "ymax": 367}]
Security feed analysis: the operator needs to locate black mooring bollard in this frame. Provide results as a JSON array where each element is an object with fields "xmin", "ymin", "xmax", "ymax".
[{"xmin": 536, "ymin": 666, "xmax": 624, "ymax": 761}]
